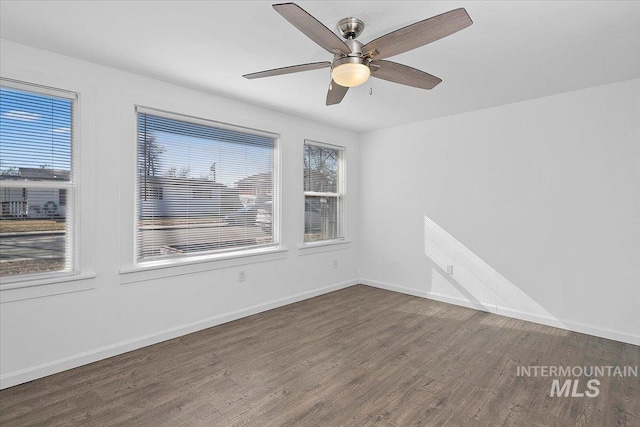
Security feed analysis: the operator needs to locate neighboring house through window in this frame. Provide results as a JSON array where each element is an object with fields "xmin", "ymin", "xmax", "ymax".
[
  {"xmin": 303, "ymin": 140, "xmax": 344, "ymax": 243},
  {"xmin": 0, "ymin": 79, "xmax": 76, "ymax": 280},
  {"xmin": 136, "ymin": 107, "xmax": 278, "ymax": 262}
]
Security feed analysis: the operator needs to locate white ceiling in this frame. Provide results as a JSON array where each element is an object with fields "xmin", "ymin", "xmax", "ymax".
[{"xmin": 1, "ymin": 1, "xmax": 639, "ymax": 133}]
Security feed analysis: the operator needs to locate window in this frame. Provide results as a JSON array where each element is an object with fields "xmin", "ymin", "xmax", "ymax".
[
  {"xmin": 143, "ymin": 185, "xmax": 163, "ymax": 201},
  {"xmin": 0, "ymin": 80, "xmax": 76, "ymax": 280},
  {"xmin": 303, "ymin": 140, "xmax": 344, "ymax": 243},
  {"xmin": 136, "ymin": 107, "xmax": 278, "ymax": 262}
]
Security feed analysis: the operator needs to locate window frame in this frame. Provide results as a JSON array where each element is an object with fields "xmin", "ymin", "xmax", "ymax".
[
  {"xmin": 302, "ymin": 139, "xmax": 346, "ymax": 246},
  {"xmin": 133, "ymin": 105, "xmax": 281, "ymax": 268},
  {"xmin": 0, "ymin": 78, "xmax": 80, "ymax": 286}
]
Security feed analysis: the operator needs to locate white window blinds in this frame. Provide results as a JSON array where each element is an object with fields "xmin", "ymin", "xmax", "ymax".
[
  {"xmin": 136, "ymin": 108, "xmax": 277, "ymax": 262},
  {"xmin": 0, "ymin": 81, "xmax": 76, "ymax": 279}
]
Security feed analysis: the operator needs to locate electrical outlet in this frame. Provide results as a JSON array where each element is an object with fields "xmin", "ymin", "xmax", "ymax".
[
  {"xmin": 239, "ymin": 271, "xmax": 246, "ymax": 282},
  {"xmin": 446, "ymin": 264, "xmax": 454, "ymax": 275},
  {"xmin": 333, "ymin": 259, "xmax": 338, "ymax": 269}
]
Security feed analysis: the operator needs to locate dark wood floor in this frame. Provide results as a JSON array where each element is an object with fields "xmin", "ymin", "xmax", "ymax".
[{"xmin": 1, "ymin": 285, "xmax": 638, "ymax": 426}]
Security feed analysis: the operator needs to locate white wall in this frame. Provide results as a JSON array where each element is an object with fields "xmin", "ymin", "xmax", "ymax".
[
  {"xmin": 359, "ymin": 78, "xmax": 640, "ymax": 345},
  {"xmin": 0, "ymin": 40, "xmax": 360, "ymax": 389}
]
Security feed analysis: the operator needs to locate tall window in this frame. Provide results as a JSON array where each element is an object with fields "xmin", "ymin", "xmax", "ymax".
[
  {"xmin": 303, "ymin": 140, "xmax": 344, "ymax": 243},
  {"xmin": 0, "ymin": 80, "xmax": 76, "ymax": 280},
  {"xmin": 136, "ymin": 108, "xmax": 277, "ymax": 262}
]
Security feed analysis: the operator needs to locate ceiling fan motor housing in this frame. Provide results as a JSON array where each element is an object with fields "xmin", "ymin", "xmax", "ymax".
[
  {"xmin": 344, "ymin": 39, "xmax": 363, "ymax": 56},
  {"xmin": 332, "ymin": 37, "xmax": 369, "ymax": 69},
  {"xmin": 332, "ymin": 56, "xmax": 370, "ymax": 69}
]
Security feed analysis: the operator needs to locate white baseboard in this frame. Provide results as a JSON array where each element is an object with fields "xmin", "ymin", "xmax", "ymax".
[
  {"xmin": 360, "ymin": 278, "xmax": 640, "ymax": 346},
  {"xmin": 0, "ymin": 279, "xmax": 357, "ymax": 390},
  {"xmin": 360, "ymin": 278, "xmax": 493, "ymax": 313},
  {"xmin": 495, "ymin": 305, "xmax": 640, "ymax": 346}
]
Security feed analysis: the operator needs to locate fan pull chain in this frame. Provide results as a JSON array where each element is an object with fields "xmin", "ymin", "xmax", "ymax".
[{"xmin": 369, "ymin": 78, "xmax": 373, "ymax": 95}]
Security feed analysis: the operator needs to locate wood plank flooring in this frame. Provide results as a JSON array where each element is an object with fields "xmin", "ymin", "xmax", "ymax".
[{"xmin": 1, "ymin": 285, "xmax": 639, "ymax": 426}]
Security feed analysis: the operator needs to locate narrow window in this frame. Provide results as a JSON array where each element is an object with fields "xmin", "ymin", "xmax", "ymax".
[{"xmin": 303, "ymin": 141, "xmax": 344, "ymax": 243}]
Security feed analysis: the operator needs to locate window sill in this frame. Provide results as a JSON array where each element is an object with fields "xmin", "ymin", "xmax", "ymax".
[
  {"xmin": 298, "ymin": 239, "xmax": 351, "ymax": 255},
  {"xmin": 0, "ymin": 273, "xmax": 96, "ymax": 303},
  {"xmin": 120, "ymin": 246, "xmax": 289, "ymax": 284}
]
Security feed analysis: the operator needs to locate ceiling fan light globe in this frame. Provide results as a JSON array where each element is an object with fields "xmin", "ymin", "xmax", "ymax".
[{"xmin": 331, "ymin": 63, "xmax": 370, "ymax": 87}]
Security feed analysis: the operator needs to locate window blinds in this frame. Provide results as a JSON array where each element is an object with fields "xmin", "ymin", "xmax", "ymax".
[{"xmin": 136, "ymin": 108, "xmax": 277, "ymax": 261}]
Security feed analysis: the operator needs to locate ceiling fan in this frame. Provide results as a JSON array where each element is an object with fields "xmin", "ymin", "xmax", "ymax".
[{"xmin": 243, "ymin": 2, "xmax": 473, "ymax": 106}]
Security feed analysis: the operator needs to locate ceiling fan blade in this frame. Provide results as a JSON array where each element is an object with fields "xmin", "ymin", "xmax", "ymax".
[
  {"xmin": 326, "ymin": 80, "xmax": 348, "ymax": 105},
  {"xmin": 362, "ymin": 8, "xmax": 472, "ymax": 60},
  {"xmin": 273, "ymin": 3, "xmax": 351, "ymax": 55},
  {"xmin": 243, "ymin": 61, "xmax": 331, "ymax": 79},
  {"xmin": 371, "ymin": 60, "xmax": 442, "ymax": 89}
]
